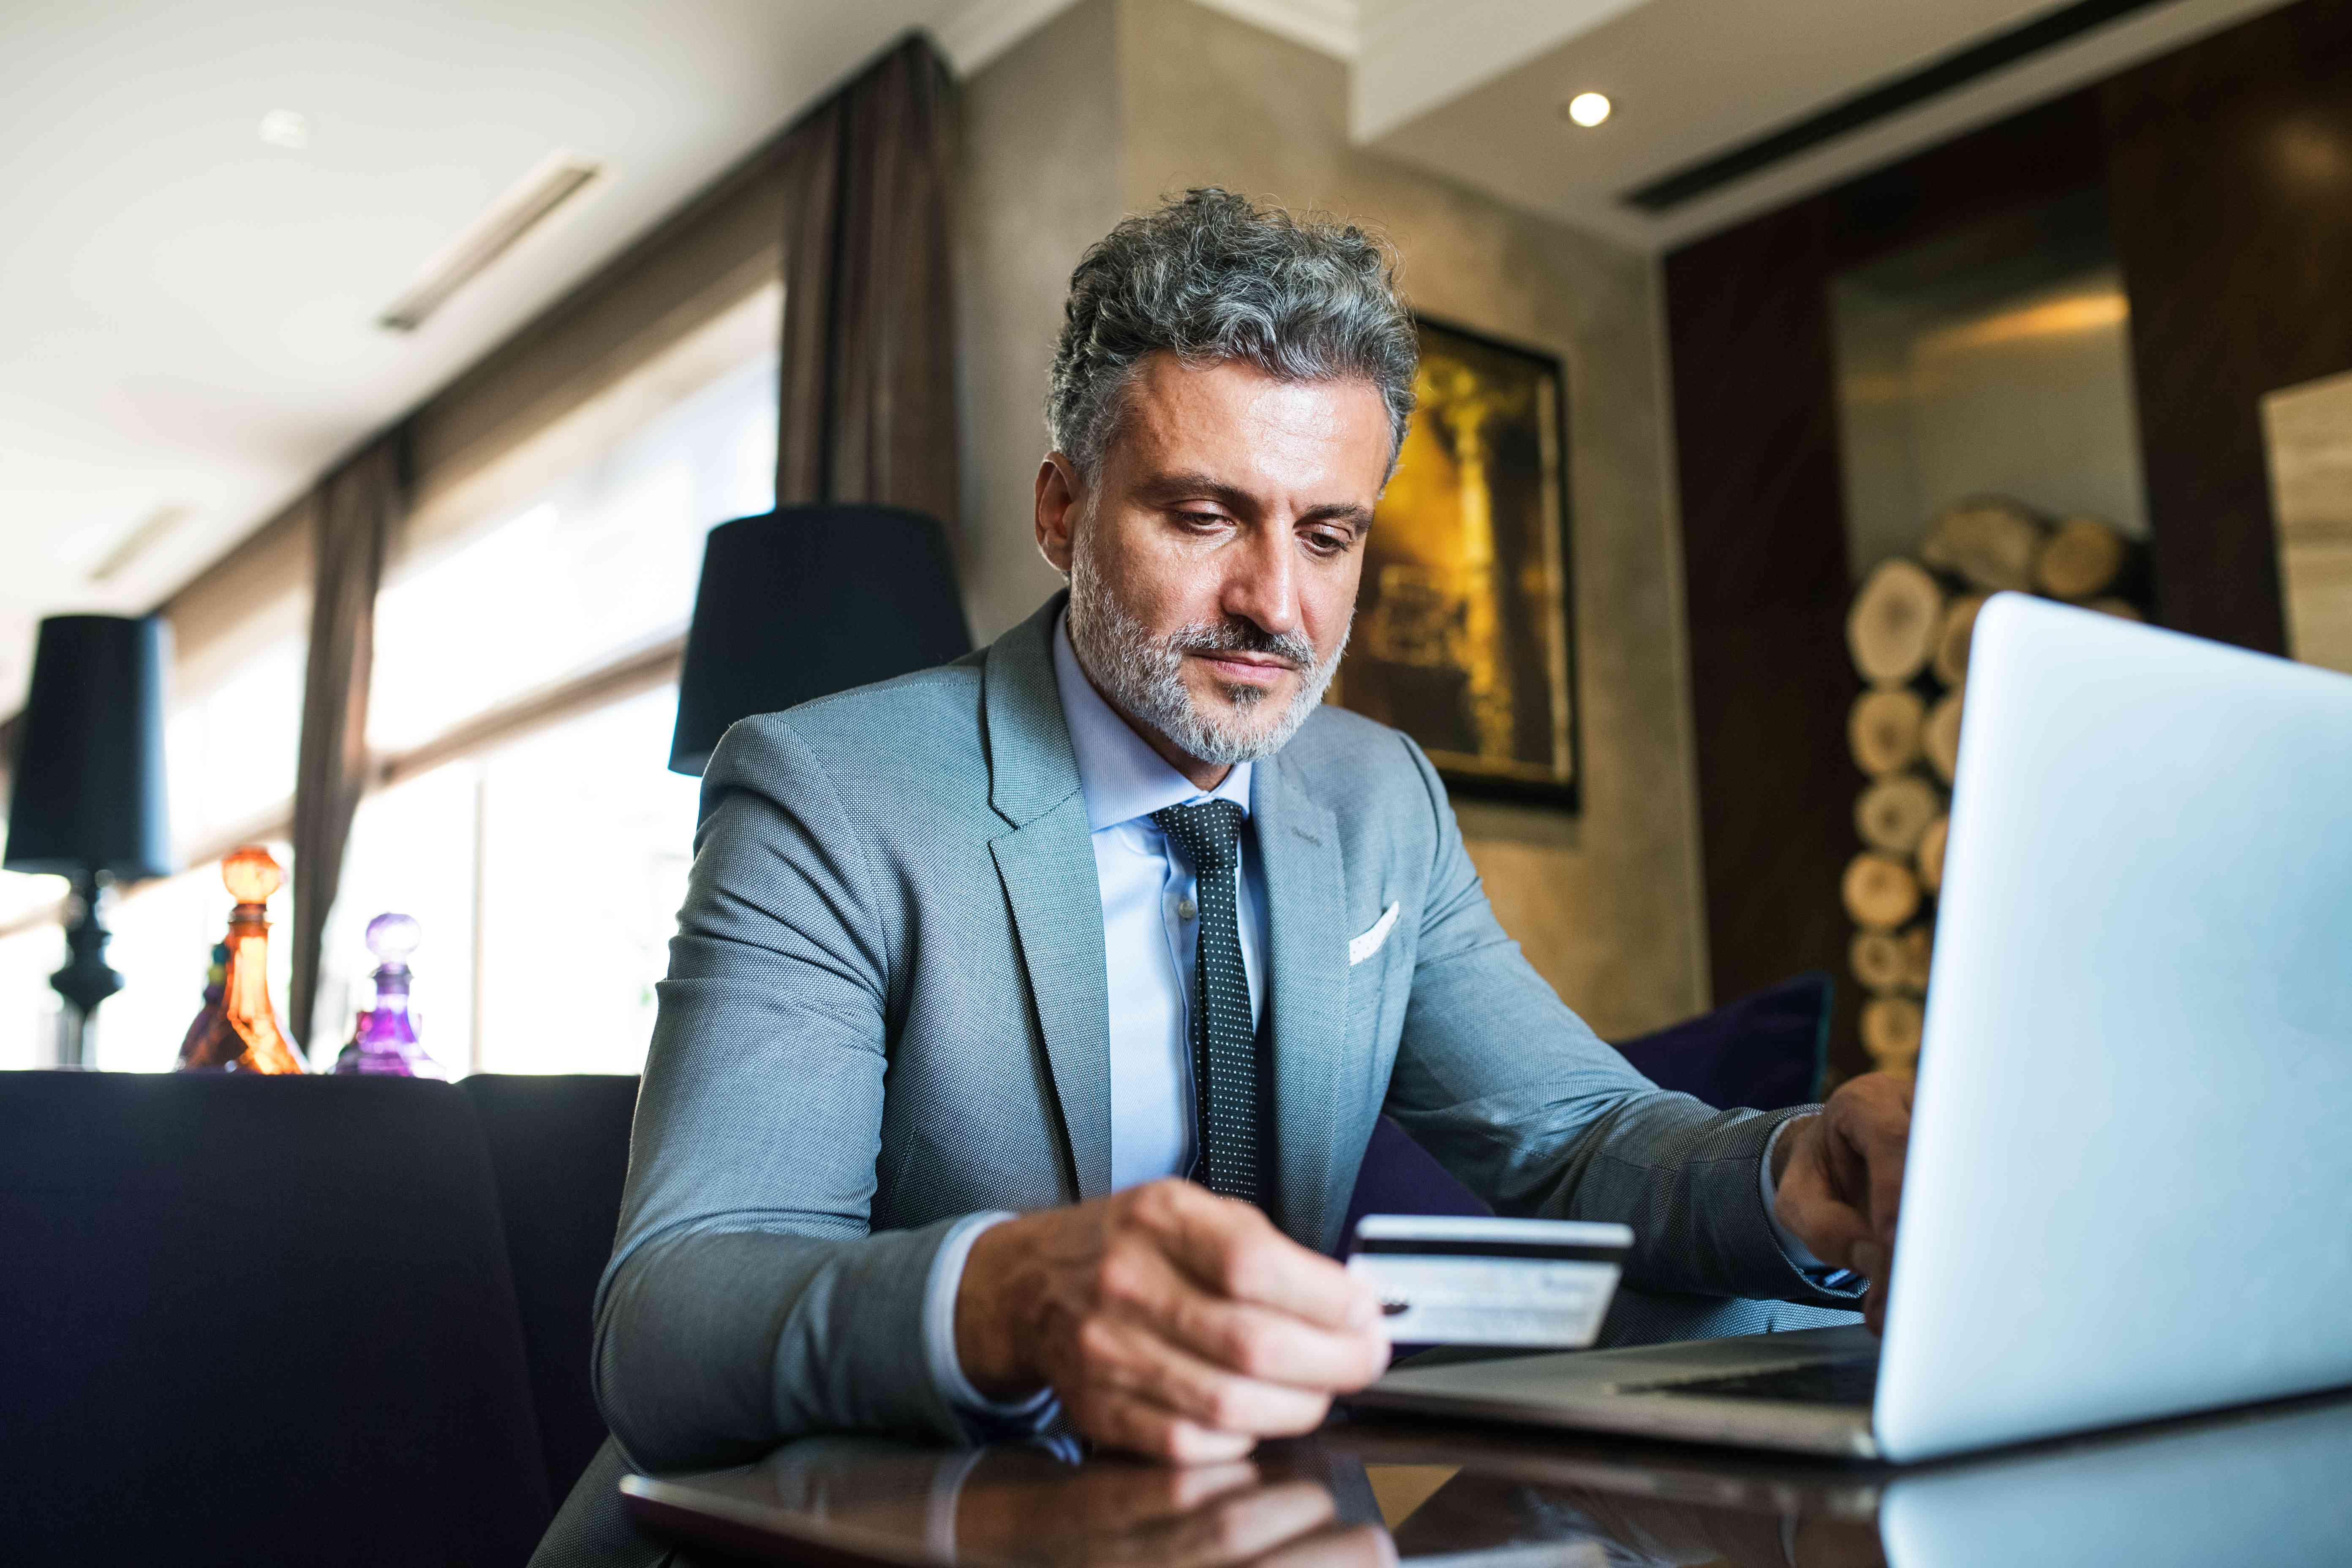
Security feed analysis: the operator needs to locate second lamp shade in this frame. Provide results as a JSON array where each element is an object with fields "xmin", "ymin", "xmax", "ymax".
[{"xmin": 668, "ymin": 505, "xmax": 973, "ymax": 775}]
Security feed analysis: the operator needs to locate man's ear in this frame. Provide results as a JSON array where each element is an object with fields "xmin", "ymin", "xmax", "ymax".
[{"xmin": 1034, "ymin": 452, "xmax": 1083, "ymax": 575}]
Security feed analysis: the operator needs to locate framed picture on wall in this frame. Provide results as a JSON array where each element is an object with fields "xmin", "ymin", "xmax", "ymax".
[{"xmin": 1328, "ymin": 316, "xmax": 1581, "ymax": 809}]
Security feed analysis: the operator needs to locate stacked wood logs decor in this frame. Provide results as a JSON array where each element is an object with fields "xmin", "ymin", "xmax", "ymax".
[{"xmin": 1842, "ymin": 496, "xmax": 2145, "ymax": 1075}]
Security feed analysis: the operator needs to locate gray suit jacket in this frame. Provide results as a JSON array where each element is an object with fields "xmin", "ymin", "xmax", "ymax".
[{"xmin": 534, "ymin": 594, "xmax": 1855, "ymax": 1565}]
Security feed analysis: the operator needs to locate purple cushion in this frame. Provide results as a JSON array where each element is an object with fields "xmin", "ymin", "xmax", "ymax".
[
  {"xmin": 1340, "ymin": 1115, "xmax": 1495, "ymax": 1241},
  {"xmin": 1338, "ymin": 973, "xmax": 1832, "ymax": 1248},
  {"xmin": 1612, "ymin": 971, "xmax": 1829, "ymax": 1114}
]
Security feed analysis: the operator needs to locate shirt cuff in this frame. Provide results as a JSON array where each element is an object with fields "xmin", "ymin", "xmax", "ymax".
[
  {"xmin": 924, "ymin": 1211, "xmax": 1059, "ymax": 1425},
  {"xmin": 1760, "ymin": 1115, "xmax": 1835, "ymax": 1273}
]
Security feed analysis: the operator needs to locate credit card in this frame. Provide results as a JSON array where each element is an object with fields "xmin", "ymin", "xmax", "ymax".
[{"xmin": 1346, "ymin": 1214, "xmax": 1633, "ymax": 1348}]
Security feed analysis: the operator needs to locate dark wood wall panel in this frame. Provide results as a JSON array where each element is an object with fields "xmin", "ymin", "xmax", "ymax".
[
  {"xmin": 1666, "ymin": 101, "xmax": 2105, "ymax": 1078},
  {"xmin": 1668, "ymin": 0, "xmax": 2352, "ymax": 1075},
  {"xmin": 2101, "ymin": 0, "xmax": 2352, "ymax": 653},
  {"xmin": 1663, "ymin": 202, "xmax": 1858, "ymax": 1068}
]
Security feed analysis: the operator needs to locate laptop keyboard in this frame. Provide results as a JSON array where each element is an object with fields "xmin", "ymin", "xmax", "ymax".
[{"xmin": 1626, "ymin": 1355, "xmax": 1879, "ymax": 1407}]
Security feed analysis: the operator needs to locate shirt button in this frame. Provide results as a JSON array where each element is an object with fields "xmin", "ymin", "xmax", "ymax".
[{"xmin": 1176, "ymin": 897, "xmax": 1197, "ymax": 922}]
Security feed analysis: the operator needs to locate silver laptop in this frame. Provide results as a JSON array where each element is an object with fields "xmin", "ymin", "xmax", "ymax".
[{"xmin": 1352, "ymin": 593, "xmax": 2352, "ymax": 1462}]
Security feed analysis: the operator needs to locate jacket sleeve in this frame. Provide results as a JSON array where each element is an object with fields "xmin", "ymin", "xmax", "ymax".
[
  {"xmin": 1381, "ymin": 735, "xmax": 1855, "ymax": 1308},
  {"xmin": 590, "ymin": 713, "xmax": 976, "ymax": 1473}
]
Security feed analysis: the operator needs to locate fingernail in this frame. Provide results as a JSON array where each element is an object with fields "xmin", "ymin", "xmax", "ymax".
[{"xmin": 1853, "ymin": 1243, "xmax": 1885, "ymax": 1278}]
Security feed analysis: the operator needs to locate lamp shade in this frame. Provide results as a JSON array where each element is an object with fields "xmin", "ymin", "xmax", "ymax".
[
  {"xmin": 4, "ymin": 614, "xmax": 172, "ymax": 879},
  {"xmin": 668, "ymin": 504, "xmax": 973, "ymax": 774}
]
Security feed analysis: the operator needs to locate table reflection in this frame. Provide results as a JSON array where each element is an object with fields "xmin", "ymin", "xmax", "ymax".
[
  {"xmin": 710, "ymin": 1439, "xmax": 1400, "ymax": 1568},
  {"xmin": 626, "ymin": 1390, "xmax": 2352, "ymax": 1568},
  {"xmin": 1877, "ymin": 1393, "xmax": 2352, "ymax": 1567}
]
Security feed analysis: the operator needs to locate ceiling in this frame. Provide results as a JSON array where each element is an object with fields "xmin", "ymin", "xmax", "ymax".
[
  {"xmin": 1350, "ymin": 0, "xmax": 2297, "ymax": 249},
  {"xmin": 0, "ymin": 0, "xmax": 1035, "ymax": 712},
  {"xmin": 0, "ymin": 0, "xmax": 2302, "ymax": 713}
]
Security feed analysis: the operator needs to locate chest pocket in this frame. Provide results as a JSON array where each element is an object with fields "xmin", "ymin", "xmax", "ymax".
[{"xmin": 1345, "ymin": 902, "xmax": 1409, "ymax": 1045}]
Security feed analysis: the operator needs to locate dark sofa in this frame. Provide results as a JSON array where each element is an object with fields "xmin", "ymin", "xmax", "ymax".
[{"xmin": 0, "ymin": 976, "xmax": 1827, "ymax": 1565}]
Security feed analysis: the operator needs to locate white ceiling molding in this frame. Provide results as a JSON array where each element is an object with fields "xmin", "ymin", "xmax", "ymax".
[
  {"xmin": 1189, "ymin": 0, "xmax": 1361, "ymax": 60},
  {"xmin": 933, "ymin": 0, "xmax": 1089, "ymax": 76}
]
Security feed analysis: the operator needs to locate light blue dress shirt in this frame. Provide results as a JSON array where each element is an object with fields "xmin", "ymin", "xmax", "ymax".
[
  {"xmin": 917, "ymin": 615, "xmax": 1835, "ymax": 1424},
  {"xmin": 1054, "ymin": 611, "xmax": 1268, "ymax": 1190}
]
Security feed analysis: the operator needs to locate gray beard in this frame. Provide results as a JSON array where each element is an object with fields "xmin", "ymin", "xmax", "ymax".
[{"xmin": 1067, "ymin": 553, "xmax": 1350, "ymax": 768}]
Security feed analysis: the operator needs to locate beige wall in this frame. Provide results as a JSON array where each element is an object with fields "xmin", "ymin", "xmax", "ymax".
[
  {"xmin": 953, "ymin": 0, "xmax": 1124, "ymax": 643},
  {"xmin": 955, "ymin": 0, "xmax": 1708, "ymax": 1036}
]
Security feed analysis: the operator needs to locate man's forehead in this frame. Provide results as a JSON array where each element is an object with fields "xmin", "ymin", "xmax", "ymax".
[{"xmin": 1116, "ymin": 354, "xmax": 1391, "ymax": 502}]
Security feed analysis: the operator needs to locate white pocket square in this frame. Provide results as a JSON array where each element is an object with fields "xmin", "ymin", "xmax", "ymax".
[{"xmin": 1348, "ymin": 902, "xmax": 1400, "ymax": 966}]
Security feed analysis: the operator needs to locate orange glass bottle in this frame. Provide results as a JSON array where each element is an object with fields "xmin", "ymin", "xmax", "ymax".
[{"xmin": 177, "ymin": 846, "xmax": 305, "ymax": 1073}]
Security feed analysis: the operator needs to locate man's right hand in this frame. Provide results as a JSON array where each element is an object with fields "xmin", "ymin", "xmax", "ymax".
[{"xmin": 954, "ymin": 1179, "xmax": 1392, "ymax": 1462}]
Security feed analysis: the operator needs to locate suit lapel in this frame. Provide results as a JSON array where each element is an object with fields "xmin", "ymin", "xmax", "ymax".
[
  {"xmin": 1253, "ymin": 751, "xmax": 1350, "ymax": 1251},
  {"xmin": 983, "ymin": 596, "xmax": 1113, "ymax": 1201}
]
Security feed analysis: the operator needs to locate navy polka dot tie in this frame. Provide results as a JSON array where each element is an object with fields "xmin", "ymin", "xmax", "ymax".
[{"xmin": 1152, "ymin": 800, "xmax": 1262, "ymax": 1205}]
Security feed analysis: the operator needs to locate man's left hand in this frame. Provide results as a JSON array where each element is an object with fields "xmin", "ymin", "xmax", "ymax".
[{"xmin": 1770, "ymin": 1073, "xmax": 1914, "ymax": 1332}]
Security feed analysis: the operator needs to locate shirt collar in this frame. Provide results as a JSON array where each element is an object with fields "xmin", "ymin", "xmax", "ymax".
[{"xmin": 1053, "ymin": 610, "xmax": 1252, "ymax": 833}]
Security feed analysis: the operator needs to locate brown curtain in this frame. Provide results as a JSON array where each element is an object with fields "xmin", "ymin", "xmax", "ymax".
[
  {"xmin": 0, "ymin": 711, "xmax": 22, "ymax": 808},
  {"xmin": 773, "ymin": 33, "xmax": 960, "ymax": 523},
  {"xmin": 289, "ymin": 431, "xmax": 407, "ymax": 1051}
]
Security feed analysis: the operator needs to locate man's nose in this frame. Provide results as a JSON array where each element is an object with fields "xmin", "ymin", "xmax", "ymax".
[{"xmin": 1220, "ymin": 523, "xmax": 1301, "ymax": 640}]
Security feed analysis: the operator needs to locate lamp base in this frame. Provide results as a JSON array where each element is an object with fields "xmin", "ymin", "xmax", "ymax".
[{"xmin": 51, "ymin": 870, "xmax": 124, "ymax": 1069}]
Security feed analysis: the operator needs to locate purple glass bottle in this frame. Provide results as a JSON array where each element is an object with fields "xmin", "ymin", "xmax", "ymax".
[{"xmin": 332, "ymin": 913, "xmax": 445, "ymax": 1078}]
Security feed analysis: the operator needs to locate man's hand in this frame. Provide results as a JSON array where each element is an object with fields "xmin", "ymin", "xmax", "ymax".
[
  {"xmin": 1770, "ymin": 1073, "xmax": 1914, "ymax": 1332},
  {"xmin": 955, "ymin": 1178, "xmax": 1392, "ymax": 1462}
]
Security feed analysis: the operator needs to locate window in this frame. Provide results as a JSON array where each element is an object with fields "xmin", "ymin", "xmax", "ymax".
[
  {"xmin": 166, "ymin": 617, "xmax": 305, "ymax": 858},
  {"xmin": 369, "ymin": 345, "xmax": 778, "ymax": 757},
  {"xmin": 3, "ymin": 283, "xmax": 776, "ymax": 1073},
  {"xmin": 318, "ymin": 766, "xmax": 477, "ymax": 1069},
  {"xmin": 310, "ymin": 322, "xmax": 776, "ymax": 1073},
  {"xmin": 473, "ymin": 688, "xmax": 700, "ymax": 1073},
  {"xmin": 316, "ymin": 689, "xmax": 700, "ymax": 1075},
  {"xmin": 0, "ymin": 920, "xmax": 65, "ymax": 1069}
]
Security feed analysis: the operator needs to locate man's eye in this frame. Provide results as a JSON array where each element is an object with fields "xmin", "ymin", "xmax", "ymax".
[
  {"xmin": 1175, "ymin": 511, "xmax": 1229, "ymax": 531},
  {"xmin": 1303, "ymin": 531, "xmax": 1353, "ymax": 556}
]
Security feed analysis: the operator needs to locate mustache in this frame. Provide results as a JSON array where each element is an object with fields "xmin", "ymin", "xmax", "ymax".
[{"xmin": 1162, "ymin": 618, "xmax": 1319, "ymax": 670}]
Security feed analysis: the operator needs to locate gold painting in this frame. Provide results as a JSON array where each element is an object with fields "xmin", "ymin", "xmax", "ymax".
[{"xmin": 1330, "ymin": 319, "xmax": 1579, "ymax": 807}]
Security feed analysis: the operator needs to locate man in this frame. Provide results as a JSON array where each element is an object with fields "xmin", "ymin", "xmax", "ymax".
[{"xmin": 536, "ymin": 188, "xmax": 1908, "ymax": 1562}]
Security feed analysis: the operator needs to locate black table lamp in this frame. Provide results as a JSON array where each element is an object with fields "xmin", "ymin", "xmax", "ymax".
[
  {"xmin": 669, "ymin": 505, "xmax": 974, "ymax": 775},
  {"xmin": 4, "ymin": 614, "xmax": 173, "ymax": 1066}
]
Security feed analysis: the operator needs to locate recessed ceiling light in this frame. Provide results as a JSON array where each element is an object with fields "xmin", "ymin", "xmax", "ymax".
[
  {"xmin": 1565, "ymin": 93, "xmax": 1612, "ymax": 128},
  {"xmin": 259, "ymin": 109, "xmax": 310, "ymax": 149}
]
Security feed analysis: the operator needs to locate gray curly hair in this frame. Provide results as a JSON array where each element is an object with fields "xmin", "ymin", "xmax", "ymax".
[{"xmin": 1046, "ymin": 188, "xmax": 1418, "ymax": 481}]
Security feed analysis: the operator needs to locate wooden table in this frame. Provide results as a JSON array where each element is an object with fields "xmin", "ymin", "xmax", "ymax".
[{"xmin": 621, "ymin": 1386, "xmax": 2352, "ymax": 1566}]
